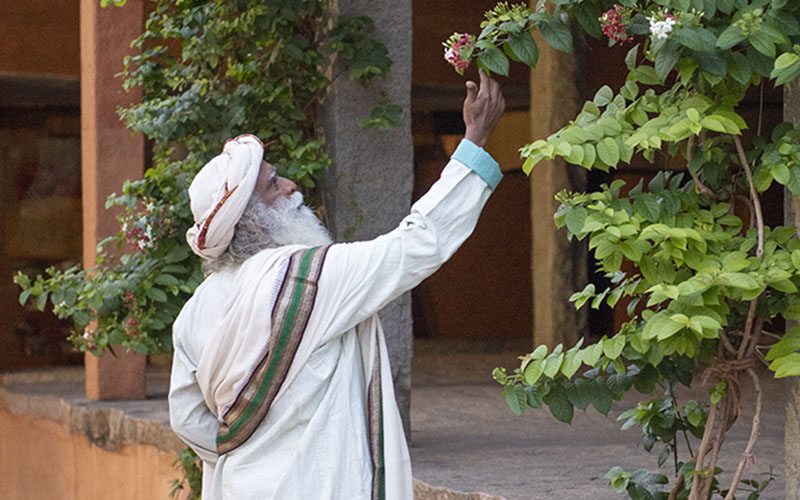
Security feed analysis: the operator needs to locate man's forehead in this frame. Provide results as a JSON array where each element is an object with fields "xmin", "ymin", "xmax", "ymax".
[{"xmin": 260, "ymin": 160, "xmax": 276, "ymax": 178}]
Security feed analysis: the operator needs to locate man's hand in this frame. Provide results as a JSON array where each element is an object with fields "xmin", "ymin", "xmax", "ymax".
[{"xmin": 463, "ymin": 70, "xmax": 505, "ymax": 148}]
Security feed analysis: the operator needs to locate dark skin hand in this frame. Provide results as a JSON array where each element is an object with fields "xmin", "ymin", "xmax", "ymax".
[{"xmin": 463, "ymin": 70, "xmax": 505, "ymax": 148}]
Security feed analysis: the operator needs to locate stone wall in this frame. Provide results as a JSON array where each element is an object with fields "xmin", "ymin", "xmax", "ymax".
[{"xmin": 321, "ymin": 0, "xmax": 414, "ymax": 436}]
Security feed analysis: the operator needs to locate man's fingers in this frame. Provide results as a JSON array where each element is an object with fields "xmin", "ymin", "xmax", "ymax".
[
  {"xmin": 477, "ymin": 69, "xmax": 488, "ymax": 99},
  {"xmin": 465, "ymin": 80, "xmax": 478, "ymax": 102}
]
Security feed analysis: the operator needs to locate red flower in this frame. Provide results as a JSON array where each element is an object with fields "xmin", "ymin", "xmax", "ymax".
[{"xmin": 600, "ymin": 5, "xmax": 633, "ymax": 45}]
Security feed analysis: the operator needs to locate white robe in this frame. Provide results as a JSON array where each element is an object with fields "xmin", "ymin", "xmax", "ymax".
[{"xmin": 169, "ymin": 139, "xmax": 501, "ymax": 500}]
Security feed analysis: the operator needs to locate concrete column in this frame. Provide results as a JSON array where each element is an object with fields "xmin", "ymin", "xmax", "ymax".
[
  {"xmin": 783, "ymin": 79, "xmax": 800, "ymax": 500},
  {"xmin": 528, "ymin": 32, "xmax": 587, "ymax": 349},
  {"xmin": 81, "ymin": 0, "xmax": 146, "ymax": 400},
  {"xmin": 321, "ymin": 0, "xmax": 413, "ymax": 435}
]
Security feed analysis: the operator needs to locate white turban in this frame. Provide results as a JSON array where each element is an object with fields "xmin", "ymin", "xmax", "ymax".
[{"xmin": 186, "ymin": 134, "xmax": 264, "ymax": 260}]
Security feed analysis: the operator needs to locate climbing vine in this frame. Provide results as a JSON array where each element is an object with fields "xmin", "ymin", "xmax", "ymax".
[
  {"xmin": 15, "ymin": 0, "xmax": 397, "ymax": 356},
  {"xmin": 447, "ymin": 1, "xmax": 800, "ymax": 498}
]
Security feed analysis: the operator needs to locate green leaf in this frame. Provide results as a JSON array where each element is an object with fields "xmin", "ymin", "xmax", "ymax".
[
  {"xmin": 591, "ymin": 381, "xmax": 614, "ymax": 415},
  {"xmin": 593, "ymin": 86, "xmax": 614, "ymax": 107},
  {"xmin": 603, "ymin": 334, "xmax": 626, "ymax": 360},
  {"xmin": 625, "ymin": 44, "xmax": 640, "ymax": 70},
  {"xmin": 539, "ymin": 17, "xmax": 573, "ymax": 53},
  {"xmin": 524, "ymin": 358, "xmax": 545, "ymax": 385},
  {"xmin": 145, "ymin": 287, "xmax": 168, "ymax": 302},
  {"xmin": 36, "ymin": 292, "xmax": 48, "ymax": 311},
  {"xmin": 694, "ymin": 51, "xmax": 727, "ymax": 76},
  {"xmin": 775, "ymin": 52, "xmax": 799, "ymax": 70},
  {"xmin": 655, "ymin": 44, "xmax": 680, "ymax": 82},
  {"xmin": 155, "ymin": 274, "xmax": 180, "ymax": 286},
  {"xmin": 581, "ymin": 144, "xmax": 597, "ymax": 168},
  {"xmin": 562, "ymin": 350, "xmax": 583, "ymax": 378},
  {"xmin": 634, "ymin": 196, "xmax": 661, "ymax": 222},
  {"xmin": 749, "ymin": 31, "xmax": 776, "ymax": 58},
  {"xmin": 19, "ymin": 289, "xmax": 32, "ymax": 307},
  {"xmin": 701, "ymin": 116, "xmax": 726, "ymax": 133},
  {"xmin": 597, "ymin": 137, "xmax": 620, "ymax": 167},
  {"xmin": 477, "ymin": 47, "xmax": 510, "ymax": 77},
  {"xmin": 791, "ymin": 250, "xmax": 800, "ymax": 270},
  {"xmin": 530, "ymin": 344, "xmax": 548, "ymax": 360},
  {"xmin": 544, "ymin": 352, "xmax": 565, "ymax": 378},
  {"xmin": 581, "ymin": 341, "xmax": 604, "ymax": 366},
  {"xmin": 769, "ymin": 353, "xmax": 800, "ymax": 378},
  {"xmin": 765, "ymin": 330, "xmax": 800, "ymax": 361},
  {"xmin": 716, "ymin": 25, "xmax": 746, "ymax": 49},
  {"xmin": 543, "ymin": 384, "xmax": 574, "ymax": 423},
  {"xmin": 573, "ymin": 2, "xmax": 603, "ymax": 39},
  {"xmin": 718, "ymin": 272, "xmax": 760, "ymax": 290},
  {"xmin": 505, "ymin": 386, "xmax": 528, "ymax": 416},
  {"xmin": 507, "ymin": 31, "xmax": 538, "ymax": 67},
  {"xmin": 770, "ymin": 279, "xmax": 797, "ymax": 293},
  {"xmin": 567, "ymin": 378, "xmax": 594, "ymax": 410},
  {"xmin": 726, "ymin": 51, "xmax": 752, "ymax": 84},
  {"xmin": 642, "ymin": 312, "xmax": 684, "ymax": 340},
  {"xmin": 565, "ymin": 207, "xmax": 588, "ymax": 236}
]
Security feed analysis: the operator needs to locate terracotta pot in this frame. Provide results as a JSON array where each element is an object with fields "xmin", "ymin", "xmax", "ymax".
[{"xmin": 84, "ymin": 345, "xmax": 147, "ymax": 400}]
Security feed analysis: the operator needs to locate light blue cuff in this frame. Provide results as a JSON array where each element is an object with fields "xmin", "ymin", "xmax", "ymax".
[{"xmin": 451, "ymin": 139, "xmax": 502, "ymax": 191}]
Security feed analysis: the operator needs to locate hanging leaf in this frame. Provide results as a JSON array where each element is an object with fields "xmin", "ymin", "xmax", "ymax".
[
  {"xmin": 539, "ymin": 17, "xmax": 573, "ymax": 53},
  {"xmin": 477, "ymin": 46, "xmax": 510, "ymax": 76},
  {"xmin": 507, "ymin": 30, "xmax": 538, "ymax": 67}
]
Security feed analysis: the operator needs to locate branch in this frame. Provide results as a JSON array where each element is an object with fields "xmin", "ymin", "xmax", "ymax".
[
  {"xmin": 738, "ymin": 299, "xmax": 759, "ymax": 360},
  {"xmin": 745, "ymin": 317, "xmax": 764, "ymax": 359},
  {"xmin": 732, "ymin": 135, "xmax": 764, "ymax": 258},
  {"xmin": 702, "ymin": 404, "xmax": 729, "ymax": 499},
  {"xmin": 723, "ymin": 368, "xmax": 763, "ymax": 500},
  {"xmin": 719, "ymin": 330, "xmax": 737, "ymax": 355},
  {"xmin": 690, "ymin": 401, "xmax": 717, "ymax": 500},
  {"xmin": 687, "ymin": 135, "xmax": 716, "ymax": 198},
  {"xmin": 668, "ymin": 474, "xmax": 685, "ymax": 500}
]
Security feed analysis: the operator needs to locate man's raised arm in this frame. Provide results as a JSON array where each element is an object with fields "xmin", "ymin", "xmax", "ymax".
[{"xmin": 314, "ymin": 72, "xmax": 506, "ymax": 338}]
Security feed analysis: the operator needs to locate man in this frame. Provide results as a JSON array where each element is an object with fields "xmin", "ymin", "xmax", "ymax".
[{"xmin": 169, "ymin": 71, "xmax": 505, "ymax": 500}]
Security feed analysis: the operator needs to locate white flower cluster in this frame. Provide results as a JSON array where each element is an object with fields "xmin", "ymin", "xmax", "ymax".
[{"xmin": 648, "ymin": 16, "xmax": 676, "ymax": 40}]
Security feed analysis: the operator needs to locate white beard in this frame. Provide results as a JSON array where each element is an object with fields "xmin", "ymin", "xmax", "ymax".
[
  {"xmin": 205, "ymin": 192, "xmax": 332, "ymax": 274},
  {"xmin": 255, "ymin": 192, "xmax": 333, "ymax": 248}
]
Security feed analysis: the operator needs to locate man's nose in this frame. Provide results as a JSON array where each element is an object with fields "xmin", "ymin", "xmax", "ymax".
[{"xmin": 281, "ymin": 177, "xmax": 297, "ymax": 195}]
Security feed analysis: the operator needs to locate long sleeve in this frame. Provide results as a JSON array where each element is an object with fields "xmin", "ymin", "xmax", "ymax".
[
  {"xmin": 168, "ymin": 338, "xmax": 220, "ymax": 465},
  {"xmin": 317, "ymin": 138, "xmax": 502, "ymax": 340}
]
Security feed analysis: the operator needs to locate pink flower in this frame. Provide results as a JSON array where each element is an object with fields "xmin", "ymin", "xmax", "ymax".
[
  {"xmin": 443, "ymin": 33, "xmax": 475, "ymax": 75},
  {"xmin": 127, "ymin": 317, "xmax": 139, "ymax": 328},
  {"xmin": 600, "ymin": 5, "xmax": 633, "ymax": 45}
]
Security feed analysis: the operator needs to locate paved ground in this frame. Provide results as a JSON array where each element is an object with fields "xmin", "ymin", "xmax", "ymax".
[{"xmin": 409, "ymin": 339, "xmax": 787, "ymax": 500}]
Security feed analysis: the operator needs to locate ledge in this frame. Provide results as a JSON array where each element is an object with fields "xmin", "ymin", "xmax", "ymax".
[
  {"xmin": 0, "ymin": 366, "xmax": 183, "ymax": 454},
  {"xmin": 0, "ymin": 366, "xmax": 503, "ymax": 499}
]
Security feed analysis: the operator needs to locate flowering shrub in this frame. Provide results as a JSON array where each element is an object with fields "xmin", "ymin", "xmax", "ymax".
[
  {"xmin": 448, "ymin": 0, "xmax": 800, "ymax": 498},
  {"xmin": 444, "ymin": 33, "xmax": 477, "ymax": 75},
  {"xmin": 15, "ymin": 1, "xmax": 396, "ymax": 356},
  {"xmin": 647, "ymin": 9, "xmax": 678, "ymax": 41},
  {"xmin": 601, "ymin": 5, "xmax": 634, "ymax": 45}
]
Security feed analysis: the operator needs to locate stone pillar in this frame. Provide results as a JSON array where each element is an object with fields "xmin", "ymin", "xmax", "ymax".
[
  {"xmin": 81, "ymin": 0, "xmax": 146, "ymax": 400},
  {"xmin": 321, "ymin": 0, "xmax": 413, "ymax": 435},
  {"xmin": 529, "ymin": 30, "xmax": 587, "ymax": 349},
  {"xmin": 783, "ymin": 79, "xmax": 800, "ymax": 500}
]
